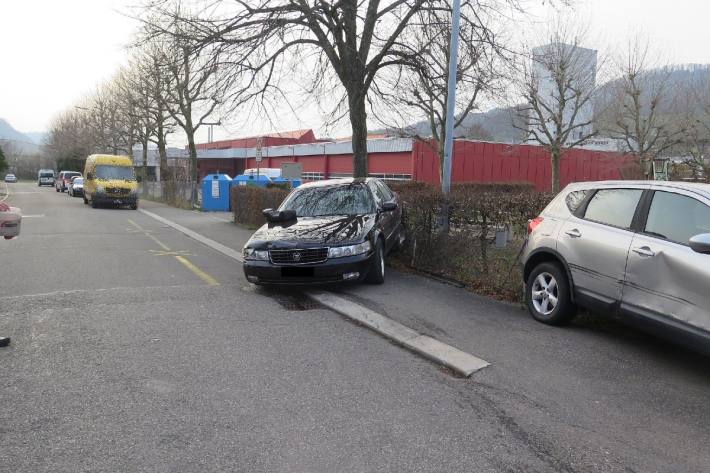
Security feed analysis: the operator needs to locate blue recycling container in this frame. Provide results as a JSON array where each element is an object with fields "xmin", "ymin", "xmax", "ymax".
[
  {"xmin": 271, "ymin": 177, "xmax": 301, "ymax": 188},
  {"xmin": 231, "ymin": 174, "xmax": 273, "ymax": 188},
  {"xmin": 201, "ymin": 174, "xmax": 232, "ymax": 211}
]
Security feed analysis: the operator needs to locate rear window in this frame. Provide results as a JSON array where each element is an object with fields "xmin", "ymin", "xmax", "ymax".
[
  {"xmin": 565, "ymin": 190, "xmax": 589, "ymax": 213},
  {"xmin": 40, "ymin": 172, "xmax": 53, "ymax": 177},
  {"xmin": 583, "ymin": 188, "xmax": 643, "ymax": 229}
]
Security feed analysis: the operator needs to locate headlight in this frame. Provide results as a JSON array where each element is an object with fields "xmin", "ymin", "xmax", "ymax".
[
  {"xmin": 328, "ymin": 241, "xmax": 371, "ymax": 258},
  {"xmin": 243, "ymin": 247, "xmax": 269, "ymax": 261},
  {"xmin": 96, "ymin": 186, "xmax": 104, "ymax": 193}
]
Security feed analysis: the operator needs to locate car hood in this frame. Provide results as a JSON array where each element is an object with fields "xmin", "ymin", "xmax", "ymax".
[{"xmin": 247, "ymin": 214, "xmax": 375, "ymax": 249}]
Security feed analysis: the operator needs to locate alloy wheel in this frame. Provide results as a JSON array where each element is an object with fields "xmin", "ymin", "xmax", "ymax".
[{"xmin": 531, "ymin": 272, "xmax": 558, "ymax": 316}]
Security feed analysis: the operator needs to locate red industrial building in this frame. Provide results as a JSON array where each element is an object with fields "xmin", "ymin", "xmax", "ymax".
[{"xmin": 196, "ymin": 129, "xmax": 639, "ymax": 192}]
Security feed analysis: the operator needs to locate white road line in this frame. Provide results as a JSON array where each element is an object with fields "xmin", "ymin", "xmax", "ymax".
[
  {"xmin": 138, "ymin": 208, "xmax": 244, "ymax": 262},
  {"xmin": 23, "ymin": 214, "xmax": 45, "ymax": 218},
  {"xmin": 309, "ymin": 291, "xmax": 490, "ymax": 377},
  {"xmin": 137, "ymin": 207, "xmax": 490, "ymax": 376}
]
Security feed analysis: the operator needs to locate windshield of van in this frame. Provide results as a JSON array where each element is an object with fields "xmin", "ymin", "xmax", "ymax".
[{"xmin": 95, "ymin": 165, "xmax": 134, "ymax": 180}]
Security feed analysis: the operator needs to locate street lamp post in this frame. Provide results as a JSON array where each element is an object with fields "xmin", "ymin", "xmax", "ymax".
[{"xmin": 442, "ymin": 0, "xmax": 461, "ymax": 195}]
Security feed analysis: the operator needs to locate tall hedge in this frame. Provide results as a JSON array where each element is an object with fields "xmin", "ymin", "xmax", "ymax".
[{"xmin": 230, "ymin": 185, "xmax": 290, "ymax": 226}]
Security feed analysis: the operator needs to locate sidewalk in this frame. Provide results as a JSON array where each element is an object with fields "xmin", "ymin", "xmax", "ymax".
[{"xmin": 139, "ymin": 200, "xmax": 254, "ymax": 253}]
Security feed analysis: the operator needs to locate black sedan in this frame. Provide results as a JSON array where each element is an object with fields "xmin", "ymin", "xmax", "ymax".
[{"xmin": 242, "ymin": 178, "xmax": 403, "ymax": 285}]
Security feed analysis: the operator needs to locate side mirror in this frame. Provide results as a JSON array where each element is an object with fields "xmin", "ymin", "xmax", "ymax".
[
  {"xmin": 263, "ymin": 208, "xmax": 297, "ymax": 223},
  {"xmin": 689, "ymin": 233, "xmax": 710, "ymax": 254},
  {"xmin": 382, "ymin": 201, "xmax": 398, "ymax": 212}
]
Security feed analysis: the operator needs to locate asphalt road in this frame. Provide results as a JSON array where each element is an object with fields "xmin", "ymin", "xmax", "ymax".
[{"xmin": 1, "ymin": 181, "xmax": 709, "ymax": 472}]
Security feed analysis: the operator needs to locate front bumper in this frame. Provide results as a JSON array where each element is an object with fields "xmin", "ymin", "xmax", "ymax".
[
  {"xmin": 243, "ymin": 251, "xmax": 375, "ymax": 285},
  {"xmin": 93, "ymin": 193, "xmax": 137, "ymax": 205},
  {"xmin": 71, "ymin": 188, "xmax": 84, "ymax": 196}
]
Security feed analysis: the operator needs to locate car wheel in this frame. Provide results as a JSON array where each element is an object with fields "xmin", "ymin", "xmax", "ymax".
[
  {"xmin": 130, "ymin": 203, "xmax": 138, "ymax": 210},
  {"xmin": 56, "ymin": 187, "xmax": 59, "ymax": 192},
  {"xmin": 91, "ymin": 198, "xmax": 97, "ymax": 208},
  {"xmin": 365, "ymin": 238, "xmax": 385, "ymax": 285},
  {"xmin": 526, "ymin": 262, "xmax": 575, "ymax": 325}
]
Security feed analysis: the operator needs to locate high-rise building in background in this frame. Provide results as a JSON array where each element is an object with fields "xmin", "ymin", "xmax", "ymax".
[{"xmin": 528, "ymin": 43, "xmax": 598, "ymax": 146}]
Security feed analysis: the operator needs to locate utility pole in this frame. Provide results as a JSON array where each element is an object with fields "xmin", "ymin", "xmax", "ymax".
[{"xmin": 442, "ymin": 0, "xmax": 461, "ymax": 194}]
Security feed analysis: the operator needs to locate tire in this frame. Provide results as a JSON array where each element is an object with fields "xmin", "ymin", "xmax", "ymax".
[
  {"xmin": 365, "ymin": 238, "xmax": 385, "ymax": 285},
  {"xmin": 526, "ymin": 262, "xmax": 575, "ymax": 325},
  {"xmin": 56, "ymin": 187, "xmax": 59, "ymax": 192},
  {"xmin": 130, "ymin": 202, "xmax": 138, "ymax": 210},
  {"xmin": 90, "ymin": 197, "xmax": 97, "ymax": 208}
]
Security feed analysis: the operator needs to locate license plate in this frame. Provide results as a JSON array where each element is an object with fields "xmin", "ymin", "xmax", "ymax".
[{"xmin": 281, "ymin": 267, "xmax": 314, "ymax": 277}]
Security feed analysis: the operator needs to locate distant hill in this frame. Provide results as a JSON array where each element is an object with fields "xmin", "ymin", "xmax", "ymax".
[
  {"xmin": 0, "ymin": 118, "xmax": 41, "ymax": 155},
  {"xmin": 377, "ymin": 63, "xmax": 710, "ymax": 144}
]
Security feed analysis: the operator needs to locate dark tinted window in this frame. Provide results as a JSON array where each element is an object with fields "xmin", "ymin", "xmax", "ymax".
[
  {"xmin": 40, "ymin": 172, "xmax": 54, "ymax": 177},
  {"xmin": 645, "ymin": 191, "xmax": 710, "ymax": 245},
  {"xmin": 583, "ymin": 188, "xmax": 642, "ymax": 229},
  {"xmin": 565, "ymin": 190, "xmax": 589, "ymax": 213},
  {"xmin": 95, "ymin": 166, "xmax": 134, "ymax": 180},
  {"xmin": 374, "ymin": 180, "xmax": 394, "ymax": 201},
  {"xmin": 280, "ymin": 184, "xmax": 375, "ymax": 217}
]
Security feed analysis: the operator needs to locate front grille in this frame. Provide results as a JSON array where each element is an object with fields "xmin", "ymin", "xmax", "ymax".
[
  {"xmin": 269, "ymin": 248, "xmax": 328, "ymax": 265},
  {"xmin": 106, "ymin": 187, "xmax": 129, "ymax": 196}
]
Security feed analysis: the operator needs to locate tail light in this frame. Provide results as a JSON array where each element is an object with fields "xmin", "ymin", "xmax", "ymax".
[{"xmin": 527, "ymin": 217, "xmax": 544, "ymax": 234}]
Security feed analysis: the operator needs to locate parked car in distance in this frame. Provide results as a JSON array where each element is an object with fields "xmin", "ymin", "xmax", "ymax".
[
  {"xmin": 38, "ymin": 169, "xmax": 55, "ymax": 186},
  {"xmin": 522, "ymin": 180, "xmax": 710, "ymax": 354},
  {"xmin": 83, "ymin": 154, "xmax": 138, "ymax": 209},
  {"xmin": 68, "ymin": 177, "xmax": 84, "ymax": 197},
  {"xmin": 242, "ymin": 178, "xmax": 403, "ymax": 286},
  {"xmin": 243, "ymin": 168, "xmax": 282, "ymax": 179},
  {"xmin": 56, "ymin": 171, "xmax": 81, "ymax": 192},
  {"xmin": 4, "ymin": 173, "xmax": 17, "ymax": 183}
]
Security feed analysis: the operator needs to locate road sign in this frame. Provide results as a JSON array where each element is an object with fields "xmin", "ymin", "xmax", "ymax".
[{"xmin": 255, "ymin": 137, "xmax": 263, "ymax": 163}]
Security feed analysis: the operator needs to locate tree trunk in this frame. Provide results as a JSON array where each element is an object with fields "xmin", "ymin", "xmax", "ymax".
[
  {"xmin": 348, "ymin": 91, "xmax": 368, "ymax": 178},
  {"xmin": 551, "ymin": 147, "xmax": 561, "ymax": 193},
  {"xmin": 157, "ymin": 122, "xmax": 168, "ymax": 182},
  {"xmin": 187, "ymin": 130, "xmax": 198, "ymax": 207},
  {"xmin": 141, "ymin": 136, "xmax": 149, "ymax": 183}
]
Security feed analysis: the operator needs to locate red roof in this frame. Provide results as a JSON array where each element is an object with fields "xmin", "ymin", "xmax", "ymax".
[{"xmin": 196, "ymin": 129, "xmax": 317, "ymax": 150}]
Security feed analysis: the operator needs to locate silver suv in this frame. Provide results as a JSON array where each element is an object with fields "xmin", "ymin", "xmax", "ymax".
[{"xmin": 522, "ymin": 180, "xmax": 710, "ymax": 353}]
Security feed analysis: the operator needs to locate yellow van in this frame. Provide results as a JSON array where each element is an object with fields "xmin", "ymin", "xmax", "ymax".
[{"xmin": 83, "ymin": 154, "xmax": 139, "ymax": 209}]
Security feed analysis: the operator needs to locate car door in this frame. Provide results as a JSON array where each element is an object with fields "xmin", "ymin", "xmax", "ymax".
[
  {"xmin": 621, "ymin": 188, "xmax": 710, "ymax": 333},
  {"xmin": 557, "ymin": 186, "xmax": 646, "ymax": 309},
  {"xmin": 368, "ymin": 180, "xmax": 398, "ymax": 247}
]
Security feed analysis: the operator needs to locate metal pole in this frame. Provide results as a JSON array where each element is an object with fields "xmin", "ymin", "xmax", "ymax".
[{"xmin": 442, "ymin": 0, "xmax": 461, "ymax": 194}]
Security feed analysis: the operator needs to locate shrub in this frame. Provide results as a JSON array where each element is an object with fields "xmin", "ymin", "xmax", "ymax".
[
  {"xmin": 231, "ymin": 185, "xmax": 290, "ymax": 226},
  {"xmin": 392, "ymin": 182, "xmax": 554, "ymax": 301}
]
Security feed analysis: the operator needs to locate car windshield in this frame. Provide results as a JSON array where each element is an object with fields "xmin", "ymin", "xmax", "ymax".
[
  {"xmin": 280, "ymin": 184, "xmax": 375, "ymax": 217},
  {"xmin": 73, "ymin": 178, "xmax": 83, "ymax": 185},
  {"xmin": 95, "ymin": 165, "xmax": 134, "ymax": 180}
]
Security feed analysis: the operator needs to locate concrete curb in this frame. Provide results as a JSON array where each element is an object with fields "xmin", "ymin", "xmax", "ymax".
[
  {"xmin": 308, "ymin": 291, "xmax": 490, "ymax": 377},
  {"xmin": 138, "ymin": 209, "xmax": 244, "ymax": 262},
  {"xmin": 138, "ymin": 207, "xmax": 490, "ymax": 376}
]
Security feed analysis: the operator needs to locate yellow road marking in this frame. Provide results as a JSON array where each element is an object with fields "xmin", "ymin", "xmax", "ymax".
[
  {"xmin": 128, "ymin": 217, "xmax": 219, "ymax": 286},
  {"xmin": 174, "ymin": 255, "xmax": 220, "ymax": 286},
  {"xmin": 149, "ymin": 249, "xmax": 192, "ymax": 256},
  {"xmin": 127, "ymin": 218, "xmax": 144, "ymax": 231},
  {"xmin": 146, "ymin": 233, "xmax": 171, "ymax": 251}
]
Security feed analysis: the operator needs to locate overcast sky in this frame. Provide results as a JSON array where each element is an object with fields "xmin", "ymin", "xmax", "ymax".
[{"xmin": 2, "ymin": 0, "xmax": 710, "ymax": 142}]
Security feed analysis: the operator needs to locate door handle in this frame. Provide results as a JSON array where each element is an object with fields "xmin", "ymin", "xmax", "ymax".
[
  {"xmin": 632, "ymin": 246, "xmax": 655, "ymax": 257},
  {"xmin": 565, "ymin": 229, "xmax": 582, "ymax": 238}
]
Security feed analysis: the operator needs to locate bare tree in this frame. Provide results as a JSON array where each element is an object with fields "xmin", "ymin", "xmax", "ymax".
[
  {"xmin": 609, "ymin": 39, "xmax": 684, "ymax": 178},
  {"xmin": 374, "ymin": 1, "xmax": 512, "ymax": 185},
  {"xmin": 676, "ymin": 75, "xmax": 710, "ymax": 181},
  {"xmin": 140, "ymin": 0, "xmax": 437, "ymax": 178},
  {"xmin": 516, "ymin": 25, "xmax": 600, "ymax": 192},
  {"xmin": 139, "ymin": 12, "xmax": 229, "ymax": 204}
]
